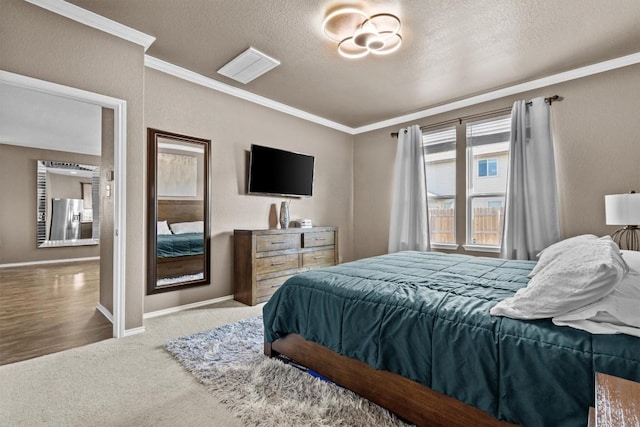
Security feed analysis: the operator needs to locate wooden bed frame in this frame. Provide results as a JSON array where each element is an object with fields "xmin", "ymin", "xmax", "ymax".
[
  {"xmin": 265, "ymin": 334, "xmax": 517, "ymax": 427},
  {"xmin": 156, "ymin": 254, "xmax": 204, "ymax": 280},
  {"xmin": 157, "ymin": 199, "xmax": 204, "ymax": 280}
]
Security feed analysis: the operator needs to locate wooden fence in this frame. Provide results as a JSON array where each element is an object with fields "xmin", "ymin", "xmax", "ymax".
[
  {"xmin": 429, "ymin": 208, "xmax": 455, "ymax": 244},
  {"xmin": 429, "ymin": 207, "xmax": 504, "ymax": 245}
]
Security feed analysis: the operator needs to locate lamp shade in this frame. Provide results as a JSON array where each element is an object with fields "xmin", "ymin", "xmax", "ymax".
[{"xmin": 605, "ymin": 193, "xmax": 640, "ymax": 225}]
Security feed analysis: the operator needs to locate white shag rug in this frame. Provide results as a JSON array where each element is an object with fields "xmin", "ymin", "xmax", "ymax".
[
  {"xmin": 157, "ymin": 272, "xmax": 204, "ymax": 286},
  {"xmin": 165, "ymin": 316, "xmax": 409, "ymax": 427}
]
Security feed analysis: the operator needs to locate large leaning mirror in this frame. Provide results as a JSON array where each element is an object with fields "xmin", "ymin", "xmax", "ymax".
[
  {"xmin": 37, "ymin": 160, "xmax": 100, "ymax": 247},
  {"xmin": 147, "ymin": 128, "xmax": 210, "ymax": 294}
]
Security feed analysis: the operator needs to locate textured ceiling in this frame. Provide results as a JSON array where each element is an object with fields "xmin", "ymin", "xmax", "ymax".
[{"xmin": 69, "ymin": 0, "xmax": 640, "ymax": 128}]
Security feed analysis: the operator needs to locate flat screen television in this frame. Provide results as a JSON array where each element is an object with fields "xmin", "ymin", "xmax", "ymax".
[{"xmin": 248, "ymin": 144, "xmax": 315, "ymax": 197}]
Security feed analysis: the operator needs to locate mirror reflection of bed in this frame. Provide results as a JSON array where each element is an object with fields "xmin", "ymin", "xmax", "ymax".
[{"xmin": 156, "ymin": 200, "xmax": 204, "ymax": 285}]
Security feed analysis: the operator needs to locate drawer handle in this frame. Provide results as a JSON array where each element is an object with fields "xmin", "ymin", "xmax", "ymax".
[
  {"xmin": 271, "ymin": 261, "xmax": 286, "ymax": 266},
  {"xmin": 314, "ymin": 237, "xmax": 326, "ymax": 241},
  {"xmin": 271, "ymin": 241, "xmax": 286, "ymax": 244},
  {"xmin": 313, "ymin": 256, "xmax": 325, "ymax": 260}
]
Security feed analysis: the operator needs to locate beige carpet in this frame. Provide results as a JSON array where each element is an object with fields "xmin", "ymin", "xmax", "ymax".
[{"xmin": 0, "ymin": 299, "xmax": 263, "ymax": 426}]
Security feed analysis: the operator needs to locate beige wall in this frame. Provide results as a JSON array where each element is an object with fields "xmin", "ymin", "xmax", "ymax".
[
  {"xmin": 143, "ymin": 69, "xmax": 354, "ymax": 313},
  {"xmin": 1, "ymin": 0, "xmax": 145, "ymax": 330},
  {"xmin": 353, "ymin": 64, "xmax": 640, "ymax": 260},
  {"xmin": 0, "ymin": 143, "xmax": 100, "ymax": 262}
]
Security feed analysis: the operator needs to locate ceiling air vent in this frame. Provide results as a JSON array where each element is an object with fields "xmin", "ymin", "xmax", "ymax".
[{"xmin": 217, "ymin": 47, "xmax": 280, "ymax": 84}]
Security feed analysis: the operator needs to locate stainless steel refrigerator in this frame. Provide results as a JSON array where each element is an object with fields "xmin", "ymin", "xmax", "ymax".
[{"xmin": 49, "ymin": 198, "xmax": 83, "ymax": 241}]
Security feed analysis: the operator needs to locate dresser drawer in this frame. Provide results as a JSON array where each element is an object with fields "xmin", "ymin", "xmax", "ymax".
[
  {"xmin": 256, "ymin": 253, "xmax": 299, "ymax": 274},
  {"xmin": 256, "ymin": 294, "xmax": 273, "ymax": 304},
  {"xmin": 303, "ymin": 231, "xmax": 335, "ymax": 248},
  {"xmin": 256, "ymin": 233, "xmax": 300, "ymax": 252},
  {"xmin": 303, "ymin": 249, "xmax": 336, "ymax": 268},
  {"xmin": 256, "ymin": 275, "xmax": 294, "ymax": 298}
]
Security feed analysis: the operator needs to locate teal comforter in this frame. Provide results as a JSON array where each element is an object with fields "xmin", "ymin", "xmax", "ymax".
[
  {"xmin": 156, "ymin": 233, "xmax": 203, "ymax": 258},
  {"xmin": 263, "ymin": 251, "xmax": 640, "ymax": 426}
]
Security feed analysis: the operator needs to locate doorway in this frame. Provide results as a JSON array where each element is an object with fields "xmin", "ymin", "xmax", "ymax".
[{"xmin": 0, "ymin": 70, "xmax": 126, "ymax": 342}]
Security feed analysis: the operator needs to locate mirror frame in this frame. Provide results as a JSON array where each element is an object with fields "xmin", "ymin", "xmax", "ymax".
[
  {"xmin": 146, "ymin": 128, "xmax": 211, "ymax": 295},
  {"xmin": 37, "ymin": 160, "xmax": 100, "ymax": 247}
]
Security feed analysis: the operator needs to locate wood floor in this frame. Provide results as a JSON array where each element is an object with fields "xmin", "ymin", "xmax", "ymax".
[{"xmin": 0, "ymin": 260, "xmax": 112, "ymax": 366}]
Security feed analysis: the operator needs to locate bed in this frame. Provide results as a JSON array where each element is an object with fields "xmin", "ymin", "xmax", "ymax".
[
  {"xmin": 157, "ymin": 232, "xmax": 203, "ymax": 258},
  {"xmin": 156, "ymin": 200, "xmax": 204, "ymax": 280},
  {"xmin": 263, "ymin": 250, "xmax": 640, "ymax": 427}
]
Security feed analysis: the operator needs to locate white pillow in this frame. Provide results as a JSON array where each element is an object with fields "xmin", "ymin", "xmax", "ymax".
[
  {"xmin": 170, "ymin": 221, "xmax": 203, "ymax": 234},
  {"xmin": 157, "ymin": 220, "xmax": 172, "ymax": 235},
  {"xmin": 552, "ymin": 270, "xmax": 640, "ymax": 337},
  {"xmin": 528, "ymin": 234, "xmax": 599, "ymax": 277},
  {"xmin": 490, "ymin": 237, "xmax": 628, "ymax": 320}
]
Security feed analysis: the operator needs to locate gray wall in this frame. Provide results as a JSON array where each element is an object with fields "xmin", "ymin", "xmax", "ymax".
[
  {"xmin": 0, "ymin": 143, "xmax": 100, "ymax": 262},
  {"xmin": 1, "ymin": 0, "xmax": 354, "ymax": 320},
  {"xmin": 1, "ymin": 0, "xmax": 145, "ymax": 330},
  {"xmin": 4, "ymin": 0, "xmax": 639, "ymax": 326},
  {"xmin": 353, "ymin": 64, "xmax": 640, "ymax": 259},
  {"xmin": 143, "ymin": 69, "xmax": 354, "ymax": 313}
]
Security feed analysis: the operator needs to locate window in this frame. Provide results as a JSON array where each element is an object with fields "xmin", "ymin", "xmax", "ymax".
[
  {"xmin": 422, "ymin": 126, "xmax": 456, "ymax": 246},
  {"xmin": 420, "ymin": 114, "xmax": 510, "ymax": 252},
  {"xmin": 467, "ymin": 116, "xmax": 511, "ymax": 247},
  {"xmin": 477, "ymin": 158, "xmax": 498, "ymax": 177}
]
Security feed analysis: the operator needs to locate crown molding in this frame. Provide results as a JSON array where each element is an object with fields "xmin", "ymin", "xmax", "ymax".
[
  {"xmin": 24, "ymin": 0, "xmax": 640, "ymax": 136},
  {"xmin": 25, "ymin": 0, "xmax": 155, "ymax": 51},
  {"xmin": 144, "ymin": 55, "xmax": 355, "ymax": 134},
  {"xmin": 353, "ymin": 51, "xmax": 640, "ymax": 134}
]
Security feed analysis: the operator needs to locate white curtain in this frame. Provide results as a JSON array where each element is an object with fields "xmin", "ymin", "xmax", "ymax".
[
  {"xmin": 388, "ymin": 124, "xmax": 430, "ymax": 253},
  {"xmin": 501, "ymin": 98, "xmax": 560, "ymax": 260}
]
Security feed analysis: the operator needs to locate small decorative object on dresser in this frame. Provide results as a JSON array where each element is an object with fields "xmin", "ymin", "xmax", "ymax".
[
  {"xmin": 279, "ymin": 200, "xmax": 290, "ymax": 229},
  {"xmin": 233, "ymin": 227, "xmax": 338, "ymax": 305}
]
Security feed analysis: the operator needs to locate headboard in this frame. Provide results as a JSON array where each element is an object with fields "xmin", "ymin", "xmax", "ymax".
[{"xmin": 157, "ymin": 200, "xmax": 204, "ymax": 224}]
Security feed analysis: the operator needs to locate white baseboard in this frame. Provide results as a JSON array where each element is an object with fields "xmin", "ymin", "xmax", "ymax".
[
  {"xmin": 96, "ymin": 304, "xmax": 114, "ymax": 324},
  {"xmin": 0, "ymin": 257, "xmax": 100, "ymax": 268},
  {"xmin": 123, "ymin": 326, "xmax": 146, "ymax": 337},
  {"xmin": 143, "ymin": 295, "xmax": 234, "ymax": 319}
]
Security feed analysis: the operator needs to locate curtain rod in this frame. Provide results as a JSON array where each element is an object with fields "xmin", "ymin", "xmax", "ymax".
[{"xmin": 390, "ymin": 95, "xmax": 561, "ymax": 138}]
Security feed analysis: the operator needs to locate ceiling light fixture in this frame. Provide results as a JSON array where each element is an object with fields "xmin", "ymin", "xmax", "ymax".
[{"xmin": 323, "ymin": 8, "xmax": 402, "ymax": 59}]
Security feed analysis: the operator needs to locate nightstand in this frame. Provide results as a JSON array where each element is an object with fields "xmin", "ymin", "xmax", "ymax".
[{"xmin": 592, "ymin": 372, "xmax": 640, "ymax": 426}]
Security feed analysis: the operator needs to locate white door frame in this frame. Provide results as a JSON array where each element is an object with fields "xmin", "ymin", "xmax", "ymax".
[{"xmin": 0, "ymin": 70, "xmax": 127, "ymax": 338}]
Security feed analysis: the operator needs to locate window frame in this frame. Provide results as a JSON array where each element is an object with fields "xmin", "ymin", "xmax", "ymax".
[
  {"xmin": 464, "ymin": 115, "xmax": 511, "ymax": 251},
  {"xmin": 422, "ymin": 125, "xmax": 458, "ymax": 249},
  {"xmin": 419, "ymin": 113, "xmax": 510, "ymax": 254}
]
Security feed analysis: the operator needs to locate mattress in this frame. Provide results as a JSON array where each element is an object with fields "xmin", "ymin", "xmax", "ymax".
[
  {"xmin": 156, "ymin": 232, "xmax": 203, "ymax": 258},
  {"xmin": 263, "ymin": 251, "xmax": 640, "ymax": 426}
]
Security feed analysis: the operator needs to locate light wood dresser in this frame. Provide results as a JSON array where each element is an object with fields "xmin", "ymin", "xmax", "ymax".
[{"xmin": 233, "ymin": 227, "xmax": 338, "ymax": 306}]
